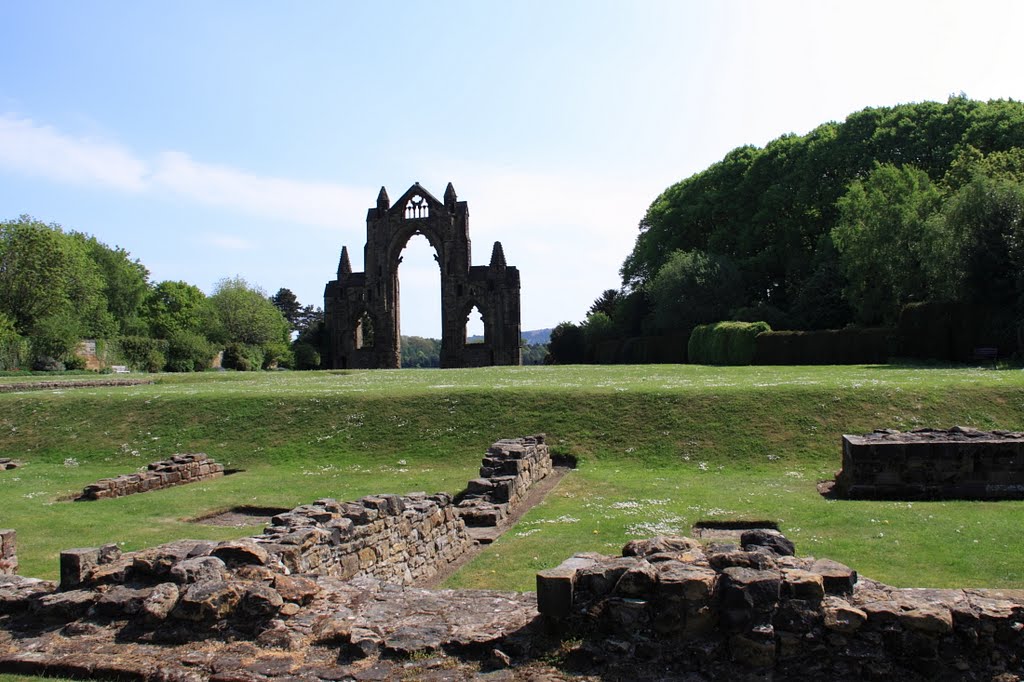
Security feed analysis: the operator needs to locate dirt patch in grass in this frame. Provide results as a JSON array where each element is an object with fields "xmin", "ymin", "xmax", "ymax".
[
  {"xmin": 692, "ymin": 519, "xmax": 779, "ymax": 541},
  {"xmin": 189, "ymin": 505, "xmax": 290, "ymax": 527}
]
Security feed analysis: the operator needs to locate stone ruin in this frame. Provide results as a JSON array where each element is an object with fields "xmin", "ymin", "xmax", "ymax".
[
  {"xmin": 456, "ymin": 435, "xmax": 553, "ymax": 527},
  {"xmin": 323, "ymin": 182, "xmax": 522, "ymax": 369},
  {"xmin": 78, "ymin": 454, "xmax": 225, "ymax": 501},
  {"xmin": 0, "ymin": 458, "xmax": 21, "ymax": 471},
  {"xmin": 0, "ymin": 531, "xmax": 15, "ymax": 576},
  {"xmin": 834, "ymin": 426, "xmax": 1024, "ymax": 499},
  {"xmin": 1, "ymin": 433, "xmax": 1023, "ymax": 679}
]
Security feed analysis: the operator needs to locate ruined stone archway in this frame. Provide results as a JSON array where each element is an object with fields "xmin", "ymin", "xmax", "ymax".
[{"xmin": 324, "ymin": 182, "xmax": 522, "ymax": 369}]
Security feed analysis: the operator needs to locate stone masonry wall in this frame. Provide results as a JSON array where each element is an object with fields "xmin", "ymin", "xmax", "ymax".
[
  {"xmin": 456, "ymin": 434, "xmax": 552, "ymax": 526},
  {"xmin": 79, "ymin": 454, "xmax": 224, "ymax": 501},
  {"xmin": 0, "ymin": 531, "xmax": 15, "ymax": 576},
  {"xmin": 537, "ymin": 531, "xmax": 1024, "ymax": 678},
  {"xmin": 58, "ymin": 491, "xmax": 471, "ymax": 593},
  {"xmin": 836, "ymin": 426, "xmax": 1024, "ymax": 499},
  {"xmin": 248, "ymin": 492, "xmax": 470, "ymax": 584}
]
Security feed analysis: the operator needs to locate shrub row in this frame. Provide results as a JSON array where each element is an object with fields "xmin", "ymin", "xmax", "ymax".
[
  {"xmin": 753, "ymin": 328, "xmax": 892, "ymax": 365},
  {"xmin": 688, "ymin": 321, "xmax": 771, "ymax": 365},
  {"xmin": 897, "ymin": 302, "xmax": 1017, "ymax": 362}
]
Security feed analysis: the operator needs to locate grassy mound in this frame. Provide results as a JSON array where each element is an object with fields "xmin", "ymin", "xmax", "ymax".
[{"xmin": 1, "ymin": 365, "xmax": 1022, "ymax": 590}]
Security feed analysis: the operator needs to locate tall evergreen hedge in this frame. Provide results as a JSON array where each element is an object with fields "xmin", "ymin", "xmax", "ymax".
[{"xmin": 688, "ymin": 321, "xmax": 771, "ymax": 365}]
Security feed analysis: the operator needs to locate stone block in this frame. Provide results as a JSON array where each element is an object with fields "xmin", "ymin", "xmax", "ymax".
[
  {"xmin": 811, "ymin": 558, "xmax": 857, "ymax": 595},
  {"xmin": 537, "ymin": 556, "xmax": 598, "ymax": 619},
  {"xmin": 655, "ymin": 562, "xmax": 718, "ymax": 603},
  {"xmin": 60, "ymin": 547, "xmax": 101, "ymax": 590}
]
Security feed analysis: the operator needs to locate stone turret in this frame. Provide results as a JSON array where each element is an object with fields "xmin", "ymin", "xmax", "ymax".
[
  {"xmin": 337, "ymin": 246, "xmax": 352, "ymax": 279},
  {"xmin": 444, "ymin": 182, "xmax": 458, "ymax": 210},
  {"xmin": 376, "ymin": 186, "xmax": 390, "ymax": 212},
  {"xmin": 489, "ymin": 241, "xmax": 506, "ymax": 269}
]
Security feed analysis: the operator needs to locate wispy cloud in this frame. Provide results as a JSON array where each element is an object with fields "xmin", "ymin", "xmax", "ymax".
[
  {"xmin": 151, "ymin": 151, "xmax": 367, "ymax": 227},
  {"xmin": 0, "ymin": 113, "xmax": 370, "ymax": 227},
  {"xmin": 0, "ymin": 114, "xmax": 148, "ymax": 191},
  {"xmin": 200, "ymin": 233, "xmax": 255, "ymax": 251}
]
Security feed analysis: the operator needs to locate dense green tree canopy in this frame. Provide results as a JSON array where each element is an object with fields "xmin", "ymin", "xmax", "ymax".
[
  {"xmin": 205, "ymin": 276, "xmax": 290, "ymax": 346},
  {"xmin": 620, "ymin": 97, "xmax": 1024, "ymax": 334}
]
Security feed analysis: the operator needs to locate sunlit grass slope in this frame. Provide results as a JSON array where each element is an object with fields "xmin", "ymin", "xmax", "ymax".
[{"xmin": 0, "ymin": 365, "xmax": 1021, "ymax": 590}]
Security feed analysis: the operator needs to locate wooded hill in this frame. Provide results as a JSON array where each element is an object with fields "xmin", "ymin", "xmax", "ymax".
[{"xmin": 562, "ymin": 97, "xmax": 1024, "ymax": 363}]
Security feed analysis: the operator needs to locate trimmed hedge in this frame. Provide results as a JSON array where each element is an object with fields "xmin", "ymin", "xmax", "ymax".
[
  {"xmin": 897, "ymin": 302, "xmax": 1016, "ymax": 362},
  {"xmin": 753, "ymin": 328, "xmax": 892, "ymax": 365},
  {"xmin": 688, "ymin": 321, "xmax": 771, "ymax": 365}
]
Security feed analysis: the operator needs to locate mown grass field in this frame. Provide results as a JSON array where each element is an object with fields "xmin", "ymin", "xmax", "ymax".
[{"xmin": 0, "ymin": 365, "xmax": 1022, "ymax": 591}]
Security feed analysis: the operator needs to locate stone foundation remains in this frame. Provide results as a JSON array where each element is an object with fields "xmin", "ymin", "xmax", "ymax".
[
  {"xmin": 2, "ymin": 528, "xmax": 1022, "ymax": 680},
  {"xmin": 0, "ymin": 459, "xmax": 20, "ymax": 471},
  {"xmin": 835, "ymin": 426, "xmax": 1024, "ymax": 499},
  {"xmin": 78, "ymin": 453, "xmax": 224, "ymax": 501},
  {"xmin": 456, "ymin": 434, "xmax": 552, "ymax": 526},
  {"xmin": 0, "ymin": 531, "xmax": 15, "ymax": 576},
  {"xmin": 538, "ymin": 531, "xmax": 1024, "ymax": 678}
]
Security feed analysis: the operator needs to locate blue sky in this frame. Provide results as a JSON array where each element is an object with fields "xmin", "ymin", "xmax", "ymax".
[{"xmin": 2, "ymin": 1, "xmax": 1022, "ymax": 337}]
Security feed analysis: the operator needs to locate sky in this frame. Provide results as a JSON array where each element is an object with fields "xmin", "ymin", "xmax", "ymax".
[{"xmin": 1, "ymin": 1, "xmax": 1023, "ymax": 338}]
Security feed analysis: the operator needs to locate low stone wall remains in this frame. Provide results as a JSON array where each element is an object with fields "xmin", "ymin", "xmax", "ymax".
[
  {"xmin": 0, "ymin": 378, "xmax": 153, "ymax": 393},
  {"xmin": 79, "ymin": 453, "xmax": 224, "ymax": 500},
  {"xmin": 538, "ymin": 531, "xmax": 1024, "ymax": 678},
  {"xmin": 0, "ymin": 459, "xmax": 20, "ymax": 471},
  {"xmin": 0, "ymin": 531, "xmax": 15, "ymax": 576},
  {"xmin": 59, "ymin": 490, "xmax": 471, "ymax": 592},
  {"xmin": 456, "ymin": 434, "xmax": 552, "ymax": 526},
  {"xmin": 835, "ymin": 426, "xmax": 1024, "ymax": 499}
]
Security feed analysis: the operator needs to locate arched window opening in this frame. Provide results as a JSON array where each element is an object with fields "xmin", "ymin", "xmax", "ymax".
[
  {"xmin": 465, "ymin": 305, "xmax": 485, "ymax": 345},
  {"xmin": 405, "ymin": 195, "xmax": 429, "ymax": 219},
  {"xmin": 398, "ymin": 234, "xmax": 441, "ymax": 345},
  {"xmin": 355, "ymin": 312, "xmax": 375, "ymax": 349}
]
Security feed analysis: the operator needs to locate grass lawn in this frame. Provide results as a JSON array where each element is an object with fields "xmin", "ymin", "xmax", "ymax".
[{"xmin": 0, "ymin": 364, "xmax": 1021, "ymax": 590}]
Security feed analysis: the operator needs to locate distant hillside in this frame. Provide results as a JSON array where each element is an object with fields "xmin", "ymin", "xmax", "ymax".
[
  {"xmin": 521, "ymin": 328, "xmax": 552, "ymax": 345},
  {"xmin": 465, "ymin": 328, "xmax": 551, "ymax": 345}
]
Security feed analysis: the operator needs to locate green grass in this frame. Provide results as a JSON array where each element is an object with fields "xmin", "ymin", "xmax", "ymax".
[{"xmin": 1, "ymin": 365, "xmax": 1022, "ymax": 590}]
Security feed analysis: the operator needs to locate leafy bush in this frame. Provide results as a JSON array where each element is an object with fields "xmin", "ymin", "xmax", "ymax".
[
  {"xmin": 222, "ymin": 342, "xmax": 265, "ymax": 371},
  {"xmin": 165, "ymin": 330, "xmax": 215, "ymax": 372},
  {"xmin": 754, "ymin": 328, "xmax": 893, "ymax": 365},
  {"xmin": 63, "ymin": 354, "xmax": 87, "ymax": 371},
  {"xmin": 117, "ymin": 335, "xmax": 170, "ymax": 372},
  {"xmin": 261, "ymin": 341, "xmax": 293, "ymax": 369},
  {"xmin": 545, "ymin": 322, "xmax": 585, "ymax": 364},
  {"xmin": 0, "ymin": 313, "xmax": 26, "ymax": 370},
  {"xmin": 292, "ymin": 342, "xmax": 321, "ymax": 370},
  {"xmin": 29, "ymin": 313, "xmax": 83, "ymax": 366},
  {"xmin": 688, "ymin": 321, "xmax": 771, "ymax": 365}
]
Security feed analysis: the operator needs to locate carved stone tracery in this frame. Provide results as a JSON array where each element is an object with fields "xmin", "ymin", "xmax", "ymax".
[{"xmin": 324, "ymin": 182, "xmax": 522, "ymax": 369}]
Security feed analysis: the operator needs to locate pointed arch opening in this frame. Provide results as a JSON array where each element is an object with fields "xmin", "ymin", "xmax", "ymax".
[
  {"xmin": 354, "ymin": 311, "xmax": 375, "ymax": 349},
  {"xmin": 464, "ymin": 304, "xmax": 486, "ymax": 345},
  {"xmin": 397, "ymin": 233, "xmax": 442, "ymax": 345}
]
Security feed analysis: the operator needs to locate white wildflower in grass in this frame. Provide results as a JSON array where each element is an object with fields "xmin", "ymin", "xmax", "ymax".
[
  {"xmin": 785, "ymin": 471, "xmax": 804, "ymax": 478},
  {"xmin": 767, "ymin": 454, "xmax": 780, "ymax": 461},
  {"xmin": 515, "ymin": 528, "xmax": 541, "ymax": 537},
  {"xmin": 611, "ymin": 501, "xmax": 641, "ymax": 510},
  {"xmin": 397, "ymin": 459, "xmax": 407, "ymax": 465},
  {"xmin": 698, "ymin": 461, "xmax": 708, "ymax": 471},
  {"xmin": 63, "ymin": 457, "xmax": 79, "ymax": 467}
]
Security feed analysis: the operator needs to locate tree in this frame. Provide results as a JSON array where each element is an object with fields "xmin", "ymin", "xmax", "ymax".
[
  {"xmin": 145, "ymin": 281, "xmax": 207, "ymax": 339},
  {"xmin": 581, "ymin": 312, "xmax": 617, "ymax": 362},
  {"xmin": 588, "ymin": 289, "xmax": 621, "ymax": 319},
  {"xmin": 270, "ymin": 288, "xmax": 302, "ymax": 330},
  {"xmin": 205, "ymin": 276, "xmax": 290, "ymax": 348},
  {"xmin": 0, "ymin": 216, "xmax": 109, "ymax": 338},
  {"xmin": 646, "ymin": 250, "xmax": 744, "ymax": 333},
  {"xmin": 545, "ymin": 322, "xmax": 585, "ymax": 364},
  {"xmin": 74, "ymin": 233, "xmax": 150, "ymax": 335},
  {"xmin": 831, "ymin": 163, "xmax": 945, "ymax": 325}
]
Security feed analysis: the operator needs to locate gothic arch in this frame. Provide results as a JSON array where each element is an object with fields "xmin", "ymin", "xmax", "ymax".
[{"xmin": 324, "ymin": 182, "xmax": 522, "ymax": 369}]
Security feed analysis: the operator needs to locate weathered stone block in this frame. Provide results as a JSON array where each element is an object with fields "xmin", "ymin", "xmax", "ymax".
[{"xmin": 60, "ymin": 547, "xmax": 101, "ymax": 590}]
